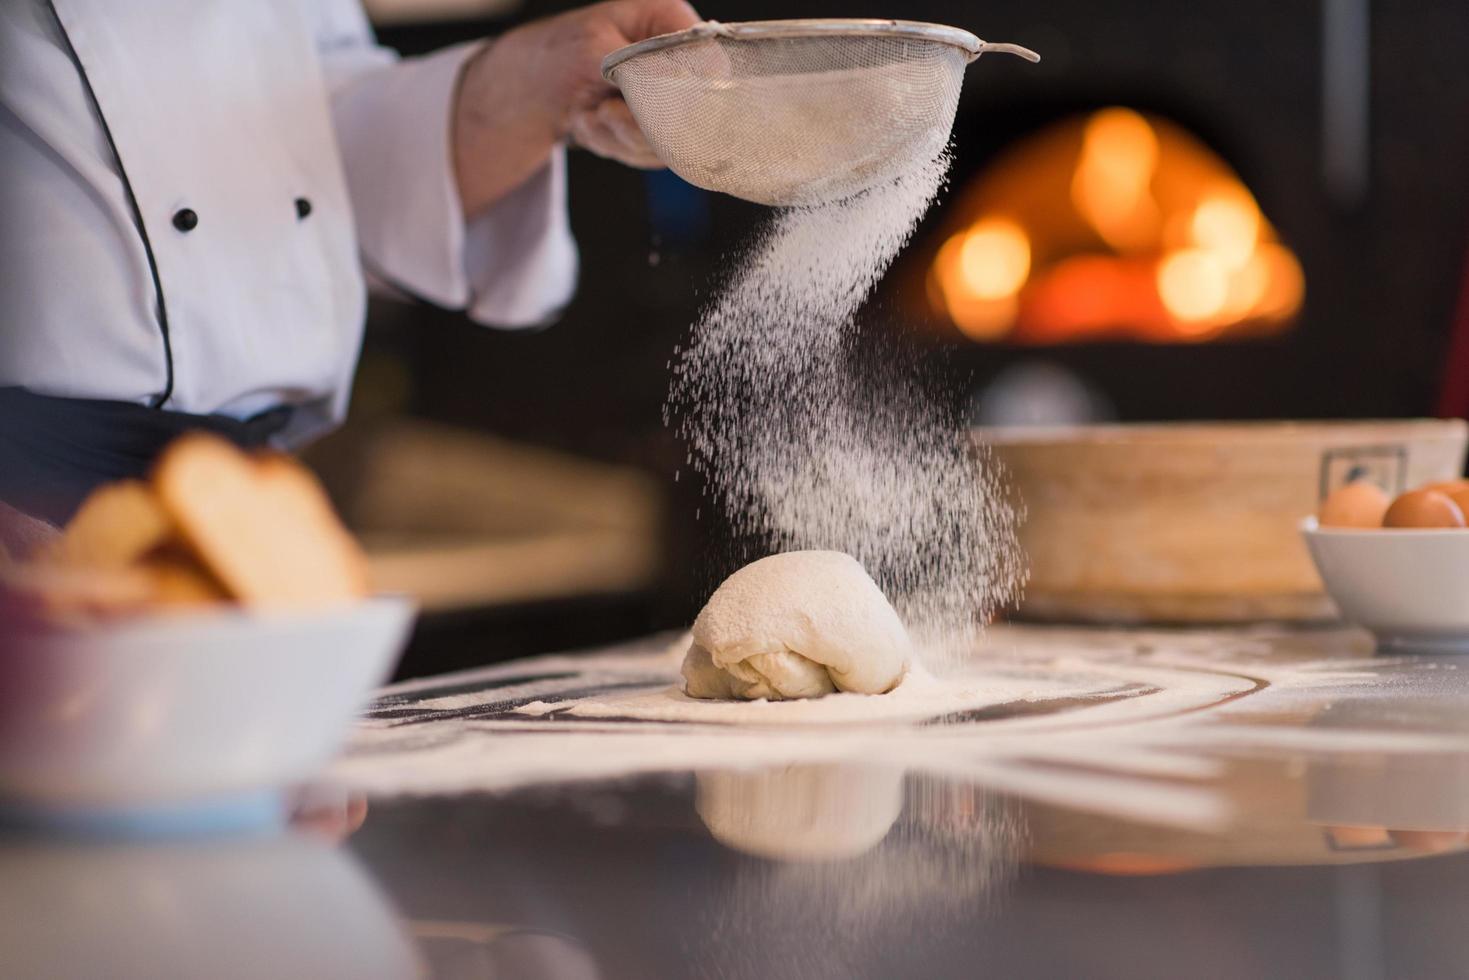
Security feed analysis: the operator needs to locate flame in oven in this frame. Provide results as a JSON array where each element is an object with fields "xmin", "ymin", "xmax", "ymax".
[{"xmin": 927, "ymin": 107, "xmax": 1305, "ymax": 344}]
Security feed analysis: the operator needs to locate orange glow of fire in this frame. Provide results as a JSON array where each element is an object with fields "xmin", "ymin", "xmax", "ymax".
[
  {"xmin": 928, "ymin": 108, "xmax": 1305, "ymax": 344},
  {"xmin": 959, "ymin": 218, "xmax": 1032, "ymax": 300},
  {"xmin": 1071, "ymin": 107, "xmax": 1161, "ymax": 252},
  {"xmin": 1157, "ymin": 248, "xmax": 1231, "ymax": 332},
  {"xmin": 930, "ymin": 217, "xmax": 1031, "ymax": 340}
]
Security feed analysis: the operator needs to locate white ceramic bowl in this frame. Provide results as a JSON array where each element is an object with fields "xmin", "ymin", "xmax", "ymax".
[
  {"xmin": 0, "ymin": 597, "xmax": 414, "ymax": 826},
  {"xmin": 1301, "ymin": 518, "xmax": 1469, "ymax": 651}
]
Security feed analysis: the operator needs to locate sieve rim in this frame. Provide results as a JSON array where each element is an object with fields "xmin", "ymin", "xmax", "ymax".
[{"xmin": 602, "ymin": 19, "xmax": 987, "ymax": 80}]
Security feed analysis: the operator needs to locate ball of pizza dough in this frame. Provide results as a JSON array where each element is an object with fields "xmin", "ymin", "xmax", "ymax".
[{"xmin": 681, "ymin": 551, "xmax": 912, "ymax": 700}]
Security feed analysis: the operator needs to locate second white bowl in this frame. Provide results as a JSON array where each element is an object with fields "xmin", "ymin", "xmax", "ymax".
[{"xmin": 1301, "ymin": 518, "xmax": 1469, "ymax": 651}]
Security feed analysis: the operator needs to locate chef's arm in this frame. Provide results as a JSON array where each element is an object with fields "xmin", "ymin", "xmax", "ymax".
[
  {"xmin": 310, "ymin": 0, "xmax": 695, "ymax": 327},
  {"xmin": 451, "ymin": 0, "xmax": 701, "ymax": 216}
]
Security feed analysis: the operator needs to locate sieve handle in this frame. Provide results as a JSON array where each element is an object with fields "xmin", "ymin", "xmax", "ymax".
[{"xmin": 975, "ymin": 41, "xmax": 1041, "ymax": 64}]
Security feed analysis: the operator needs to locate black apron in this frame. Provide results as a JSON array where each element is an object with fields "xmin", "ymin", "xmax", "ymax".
[{"xmin": 0, "ymin": 387, "xmax": 293, "ymax": 525}]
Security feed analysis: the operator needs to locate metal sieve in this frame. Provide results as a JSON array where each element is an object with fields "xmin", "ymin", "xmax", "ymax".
[{"xmin": 601, "ymin": 19, "xmax": 1039, "ymax": 207}]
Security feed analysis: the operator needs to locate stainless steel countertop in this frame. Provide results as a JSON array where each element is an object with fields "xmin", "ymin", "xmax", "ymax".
[{"xmin": 7, "ymin": 624, "xmax": 1469, "ymax": 979}]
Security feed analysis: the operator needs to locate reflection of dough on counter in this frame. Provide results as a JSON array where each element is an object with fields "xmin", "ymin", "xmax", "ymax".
[
  {"xmin": 682, "ymin": 551, "xmax": 911, "ymax": 701},
  {"xmin": 696, "ymin": 765, "xmax": 905, "ymax": 862}
]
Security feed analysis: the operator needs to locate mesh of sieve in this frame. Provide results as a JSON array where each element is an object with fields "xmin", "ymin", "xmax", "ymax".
[{"xmin": 602, "ymin": 20, "xmax": 1039, "ymax": 207}]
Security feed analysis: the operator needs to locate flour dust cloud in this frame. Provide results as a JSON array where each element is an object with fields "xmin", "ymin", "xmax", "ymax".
[{"xmin": 667, "ymin": 152, "xmax": 1025, "ymax": 665}]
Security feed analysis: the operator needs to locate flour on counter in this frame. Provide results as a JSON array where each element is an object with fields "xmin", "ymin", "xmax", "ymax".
[
  {"xmin": 515, "ymin": 666, "xmax": 1128, "ymax": 728},
  {"xmin": 329, "ymin": 624, "xmax": 1461, "ymax": 837}
]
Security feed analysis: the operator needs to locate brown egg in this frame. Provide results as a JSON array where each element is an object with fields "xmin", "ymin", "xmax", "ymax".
[
  {"xmin": 1442, "ymin": 486, "xmax": 1469, "ymax": 519},
  {"xmin": 1318, "ymin": 480, "xmax": 1391, "ymax": 528},
  {"xmin": 1382, "ymin": 489, "xmax": 1467, "ymax": 528}
]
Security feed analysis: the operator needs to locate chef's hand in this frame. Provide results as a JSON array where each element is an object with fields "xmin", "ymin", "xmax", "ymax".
[{"xmin": 454, "ymin": 0, "xmax": 701, "ymax": 217}]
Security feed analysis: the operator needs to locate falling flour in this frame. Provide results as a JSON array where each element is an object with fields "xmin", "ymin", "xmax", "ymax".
[{"xmin": 666, "ymin": 152, "xmax": 1024, "ymax": 667}]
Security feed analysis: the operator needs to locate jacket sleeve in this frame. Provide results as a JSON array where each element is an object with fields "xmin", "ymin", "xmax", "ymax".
[{"xmin": 310, "ymin": 1, "xmax": 577, "ymax": 327}]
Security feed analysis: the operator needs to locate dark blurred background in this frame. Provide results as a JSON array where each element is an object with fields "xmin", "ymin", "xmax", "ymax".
[{"xmin": 324, "ymin": 0, "xmax": 1469, "ymax": 677}]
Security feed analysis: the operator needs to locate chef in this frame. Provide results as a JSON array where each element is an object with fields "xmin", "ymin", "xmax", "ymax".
[{"xmin": 0, "ymin": 0, "xmax": 699, "ymax": 525}]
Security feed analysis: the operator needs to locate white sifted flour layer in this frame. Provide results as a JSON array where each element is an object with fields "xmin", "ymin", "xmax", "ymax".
[
  {"xmin": 514, "ymin": 667, "xmax": 1124, "ymax": 728},
  {"xmin": 333, "ymin": 625, "xmax": 1450, "ymax": 835}
]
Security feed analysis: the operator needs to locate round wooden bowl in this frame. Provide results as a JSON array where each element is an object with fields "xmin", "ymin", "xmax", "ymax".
[{"xmin": 977, "ymin": 420, "xmax": 1469, "ymax": 623}]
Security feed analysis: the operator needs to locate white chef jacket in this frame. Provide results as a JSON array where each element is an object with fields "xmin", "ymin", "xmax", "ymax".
[{"xmin": 0, "ymin": 0, "xmax": 577, "ymax": 445}]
